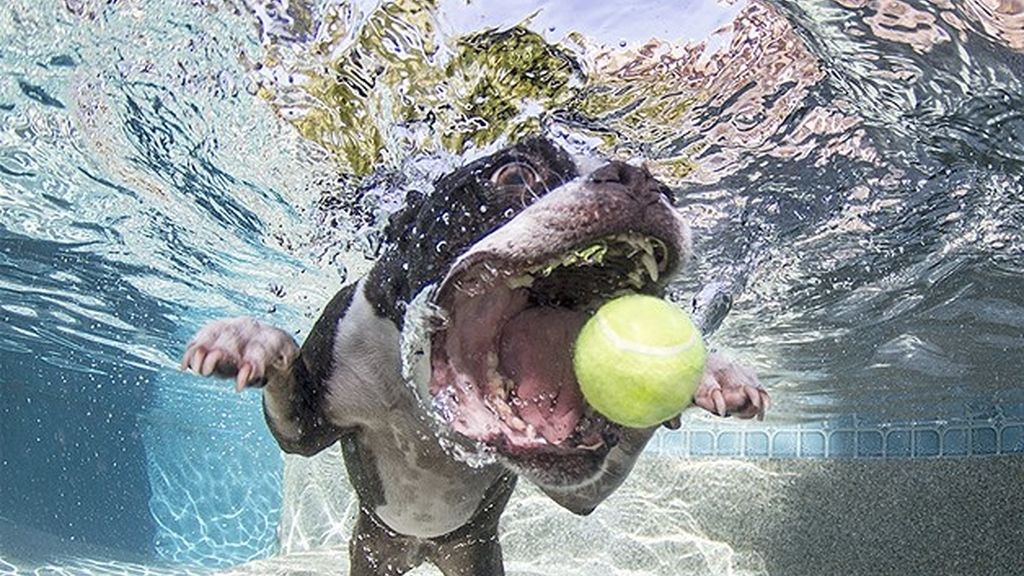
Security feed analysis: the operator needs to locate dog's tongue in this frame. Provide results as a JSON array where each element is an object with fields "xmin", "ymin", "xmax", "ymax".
[{"xmin": 498, "ymin": 307, "xmax": 588, "ymax": 445}]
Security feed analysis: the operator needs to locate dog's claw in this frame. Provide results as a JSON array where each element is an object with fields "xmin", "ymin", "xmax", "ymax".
[
  {"xmin": 181, "ymin": 317, "xmax": 299, "ymax": 392},
  {"xmin": 712, "ymin": 388, "xmax": 727, "ymax": 417},
  {"xmin": 693, "ymin": 352, "xmax": 769, "ymax": 420},
  {"xmin": 235, "ymin": 363, "xmax": 253, "ymax": 393},
  {"xmin": 190, "ymin": 347, "xmax": 207, "ymax": 375},
  {"xmin": 746, "ymin": 385, "xmax": 761, "ymax": 410},
  {"xmin": 201, "ymin": 348, "xmax": 223, "ymax": 377}
]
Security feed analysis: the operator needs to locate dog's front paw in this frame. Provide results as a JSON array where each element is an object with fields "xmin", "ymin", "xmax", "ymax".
[
  {"xmin": 181, "ymin": 317, "xmax": 299, "ymax": 392},
  {"xmin": 693, "ymin": 352, "xmax": 769, "ymax": 420}
]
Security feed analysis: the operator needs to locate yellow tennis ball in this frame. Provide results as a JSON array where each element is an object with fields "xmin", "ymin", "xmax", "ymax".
[{"xmin": 574, "ymin": 294, "xmax": 707, "ymax": 428}]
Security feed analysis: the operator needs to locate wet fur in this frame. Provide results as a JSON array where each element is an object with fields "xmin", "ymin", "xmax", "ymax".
[{"xmin": 181, "ymin": 138, "xmax": 767, "ymax": 576}]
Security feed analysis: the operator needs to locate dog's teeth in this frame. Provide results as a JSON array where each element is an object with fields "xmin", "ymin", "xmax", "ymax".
[
  {"xmin": 485, "ymin": 355, "xmax": 510, "ymax": 397},
  {"xmin": 641, "ymin": 252, "xmax": 659, "ymax": 282},
  {"xmin": 507, "ymin": 274, "xmax": 535, "ymax": 289},
  {"xmin": 487, "ymin": 393, "xmax": 532, "ymax": 435},
  {"xmin": 627, "ymin": 270, "xmax": 645, "ymax": 288},
  {"xmin": 488, "ymin": 392, "xmax": 526, "ymax": 430}
]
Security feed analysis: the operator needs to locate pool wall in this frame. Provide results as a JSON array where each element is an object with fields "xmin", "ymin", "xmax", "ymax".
[{"xmin": 650, "ymin": 404, "xmax": 1024, "ymax": 458}]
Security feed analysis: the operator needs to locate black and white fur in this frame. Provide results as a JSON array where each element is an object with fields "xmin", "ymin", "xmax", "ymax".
[{"xmin": 181, "ymin": 138, "xmax": 767, "ymax": 576}]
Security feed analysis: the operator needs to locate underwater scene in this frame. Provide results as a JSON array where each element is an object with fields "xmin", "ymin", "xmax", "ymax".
[{"xmin": 1, "ymin": 0, "xmax": 1022, "ymax": 574}]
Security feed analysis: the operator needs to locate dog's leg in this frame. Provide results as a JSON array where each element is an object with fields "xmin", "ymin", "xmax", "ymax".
[
  {"xmin": 349, "ymin": 509, "xmax": 426, "ymax": 576},
  {"xmin": 432, "ymin": 532, "xmax": 505, "ymax": 576},
  {"xmin": 429, "ymin": 473, "xmax": 516, "ymax": 576},
  {"xmin": 534, "ymin": 426, "xmax": 654, "ymax": 516},
  {"xmin": 692, "ymin": 352, "xmax": 770, "ymax": 420},
  {"xmin": 346, "ymin": 474, "xmax": 514, "ymax": 576},
  {"xmin": 181, "ymin": 284, "xmax": 358, "ymax": 456}
]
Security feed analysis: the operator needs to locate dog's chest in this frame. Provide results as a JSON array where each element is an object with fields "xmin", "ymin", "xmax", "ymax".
[
  {"xmin": 326, "ymin": 281, "xmax": 502, "ymax": 538},
  {"xmin": 352, "ymin": 414, "xmax": 503, "ymax": 538}
]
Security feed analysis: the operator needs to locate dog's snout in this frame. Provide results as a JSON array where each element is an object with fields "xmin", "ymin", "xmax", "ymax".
[
  {"xmin": 590, "ymin": 161, "xmax": 648, "ymax": 188},
  {"xmin": 589, "ymin": 161, "xmax": 672, "ymax": 205}
]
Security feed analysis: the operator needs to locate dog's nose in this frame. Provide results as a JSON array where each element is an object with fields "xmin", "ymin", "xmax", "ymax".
[
  {"xmin": 590, "ymin": 161, "xmax": 648, "ymax": 188},
  {"xmin": 589, "ymin": 161, "xmax": 671, "ymax": 204}
]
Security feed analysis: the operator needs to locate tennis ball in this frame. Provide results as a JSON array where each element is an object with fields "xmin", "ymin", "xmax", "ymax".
[{"xmin": 574, "ymin": 294, "xmax": 706, "ymax": 428}]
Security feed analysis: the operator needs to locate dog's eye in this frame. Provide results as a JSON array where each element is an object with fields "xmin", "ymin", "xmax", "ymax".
[
  {"xmin": 491, "ymin": 161, "xmax": 540, "ymax": 187},
  {"xmin": 490, "ymin": 162, "xmax": 542, "ymax": 206}
]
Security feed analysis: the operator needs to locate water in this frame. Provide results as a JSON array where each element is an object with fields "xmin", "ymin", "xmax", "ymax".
[{"xmin": 1, "ymin": 0, "xmax": 1022, "ymax": 574}]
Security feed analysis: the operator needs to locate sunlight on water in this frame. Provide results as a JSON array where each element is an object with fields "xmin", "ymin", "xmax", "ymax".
[{"xmin": 216, "ymin": 450, "xmax": 779, "ymax": 576}]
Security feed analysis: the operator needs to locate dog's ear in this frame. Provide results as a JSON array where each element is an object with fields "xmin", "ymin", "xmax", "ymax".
[{"xmin": 383, "ymin": 190, "xmax": 426, "ymax": 250}]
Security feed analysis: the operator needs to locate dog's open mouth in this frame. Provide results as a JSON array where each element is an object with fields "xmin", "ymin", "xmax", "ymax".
[{"xmin": 429, "ymin": 234, "xmax": 671, "ymax": 463}]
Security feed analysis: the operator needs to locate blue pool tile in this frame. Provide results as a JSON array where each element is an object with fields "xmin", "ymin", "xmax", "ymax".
[
  {"xmin": 772, "ymin": 431, "xmax": 797, "ymax": 458},
  {"xmin": 913, "ymin": 429, "xmax": 940, "ymax": 457},
  {"xmin": 828, "ymin": 430, "xmax": 856, "ymax": 457},
  {"xmin": 971, "ymin": 427, "xmax": 998, "ymax": 455},
  {"xmin": 655, "ymin": 430, "xmax": 688, "ymax": 453},
  {"xmin": 943, "ymin": 428, "xmax": 968, "ymax": 456},
  {"xmin": 690, "ymin": 431, "xmax": 714, "ymax": 456},
  {"xmin": 999, "ymin": 403, "xmax": 1024, "ymax": 420},
  {"xmin": 799, "ymin": 431, "xmax": 826, "ymax": 457},
  {"xmin": 1002, "ymin": 426, "xmax": 1024, "ymax": 453},
  {"xmin": 857, "ymin": 431, "xmax": 883, "ymax": 458},
  {"xmin": 716, "ymin": 432, "xmax": 741, "ymax": 456},
  {"xmin": 647, "ymin": 431, "xmax": 668, "ymax": 453},
  {"xmin": 745, "ymin": 431, "xmax": 769, "ymax": 457},
  {"xmin": 885, "ymin": 429, "xmax": 911, "ymax": 457}
]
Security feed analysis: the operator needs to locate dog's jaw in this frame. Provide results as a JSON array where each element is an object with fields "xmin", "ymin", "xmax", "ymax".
[{"xmin": 406, "ymin": 160, "xmax": 693, "ymax": 488}]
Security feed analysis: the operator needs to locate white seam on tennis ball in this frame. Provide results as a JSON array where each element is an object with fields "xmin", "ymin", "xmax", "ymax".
[{"xmin": 595, "ymin": 313, "xmax": 699, "ymax": 357}]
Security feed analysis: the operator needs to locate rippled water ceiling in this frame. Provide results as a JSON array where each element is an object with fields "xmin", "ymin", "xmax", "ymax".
[{"xmin": 186, "ymin": 0, "xmax": 1024, "ymax": 422}]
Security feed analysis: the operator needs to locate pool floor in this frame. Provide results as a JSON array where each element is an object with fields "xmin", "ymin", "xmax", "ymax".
[
  {"xmin": 224, "ymin": 452, "xmax": 1024, "ymax": 576},
  {"xmin": 2, "ymin": 454, "xmax": 1020, "ymax": 575}
]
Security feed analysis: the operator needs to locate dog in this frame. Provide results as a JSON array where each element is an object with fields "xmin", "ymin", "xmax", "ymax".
[{"xmin": 181, "ymin": 137, "xmax": 768, "ymax": 575}]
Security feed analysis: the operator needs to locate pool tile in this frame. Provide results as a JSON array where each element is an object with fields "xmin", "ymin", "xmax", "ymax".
[
  {"xmin": 999, "ymin": 403, "xmax": 1024, "ymax": 420},
  {"xmin": 971, "ymin": 427, "xmax": 997, "ymax": 455},
  {"xmin": 885, "ymin": 429, "xmax": 911, "ymax": 457},
  {"xmin": 857, "ymin": 431, "xmax": 883, "ymax": 458},
  {"xmin": 799, "ymin": 431, "xmax": 826, "ymax": 457},
  {"xmin": 1002, "ymin": 425, "xmax": 1024, "ymax": 454},
  {"xmin": 943, "ymin": 428, "xmax": 968, "ymax": 456},
  {"xmin": 649, "ymin": 430, "xmax": 671, "ymax": 453},
  {"xmin": 772, "ymin": 431, "xmax": 797, "ymax": 458},
  {"xmin": 744, "ymin": 431, "xmax": 769, "ymax": 457},
  {"xmin": 828, "ymin": 430, "xmax": 856, "ymax": 457},
  {"xmin": 716, "ymin": 432, "xmax": 741, "ymax": 456},
  {"xmin": 690, "ymin": 431, "xmax": 714, "ymax": 456},
  {"xmin": 913, "ymin": 429, "xmax": 940, "ymax": 457}
]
